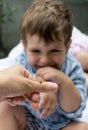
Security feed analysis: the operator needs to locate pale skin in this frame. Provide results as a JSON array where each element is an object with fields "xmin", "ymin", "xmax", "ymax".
[
  {"xmin": 0, "ymin": 35, "xmax": 88, "ymax": 130},
  {"xmin": 37, "ymin": 92, "xmax": 57, "ymax": 118},
  {"xmin": 0, "ymin": 64, "xmax": 58, "ymax": 105}
]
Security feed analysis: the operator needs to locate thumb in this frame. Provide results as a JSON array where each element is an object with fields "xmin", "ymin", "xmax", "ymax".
[
  {"xmin": 40, "ymin": 81, "xmax": 58, "ymax": 92},
  {"xmin": 28, "ymin": 80, "xmax": 58, "ymax": 93}
]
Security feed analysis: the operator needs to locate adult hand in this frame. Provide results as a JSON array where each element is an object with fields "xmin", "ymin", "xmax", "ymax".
[{"xmin": 0, "ymin": 65, "xmax": 58, "ymax": 103}]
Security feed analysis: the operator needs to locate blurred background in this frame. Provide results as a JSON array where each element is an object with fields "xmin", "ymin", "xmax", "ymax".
[{"xmin": 0, "ymin": 0, "xmax": 88, "ymax": 58}]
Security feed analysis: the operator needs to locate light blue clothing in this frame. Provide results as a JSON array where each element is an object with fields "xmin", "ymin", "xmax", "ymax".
[{"xmin": 0, "ymin": 50, "xmax": 87, "ymax": 130}]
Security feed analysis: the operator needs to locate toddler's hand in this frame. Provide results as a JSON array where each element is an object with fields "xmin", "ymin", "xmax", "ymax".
[
  {"xmin": 38, "ymin": 92, "xmax": 57, "ymax": 118},
  {"xmin": 25, "ymin": 92, "xmax": 39, "ymax": 110}
]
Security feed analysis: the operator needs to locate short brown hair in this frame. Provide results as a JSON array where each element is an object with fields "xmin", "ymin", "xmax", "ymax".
[{"xmin": 21, "ymin": 0, "xmax": 73, "ymax": 45}]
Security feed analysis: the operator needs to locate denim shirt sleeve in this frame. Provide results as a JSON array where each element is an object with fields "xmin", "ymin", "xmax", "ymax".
[{"xmin": 57, "ymin": 54, "xmax": 87, "ymax": 119}]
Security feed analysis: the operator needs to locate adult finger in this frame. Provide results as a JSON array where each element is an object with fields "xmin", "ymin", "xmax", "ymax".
[{"xmin": 26, "ymin": 80, "xmax": 58, "ymax": 93}]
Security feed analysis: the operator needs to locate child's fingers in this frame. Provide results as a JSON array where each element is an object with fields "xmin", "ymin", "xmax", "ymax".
[
  {"xmin": 30, "ymin": 92, "xmax": 39, "ymax": 102},
  {"xmin": 38, "ymin": 98, "xmax": 46, "ymax": 110},
  {"xmin": 36, "ymin": 75, "xmax": 44, "ymax": 83},
  {"xmin": 24, "ymin": 93, "xmax": 39, "ymax": 110},
  {"xmin": 24, "ymin": 92, "xmax": 39, "ymax": 102},
  {"xmin": 41, "ymin": 102, "xmax": 57, "ymax": 118},
  {"xmin": 29, "ymin": 100, "xmax": 39, "ymax": 110},
  {"xmin": 40, "ymin": 99, "xmax": 57, "ymax": 118},
  {"xmin": 38, "ymin": 93, "xmax": 47, "ymax": 110},
  {"xmin": 40, "ymin": 101, "xmax": 51, "ymax": 118}
]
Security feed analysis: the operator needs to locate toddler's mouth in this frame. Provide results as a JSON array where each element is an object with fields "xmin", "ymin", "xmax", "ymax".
[{"xmin": 36, "ymin": 64, "xmax": 58, "ymax": 70}]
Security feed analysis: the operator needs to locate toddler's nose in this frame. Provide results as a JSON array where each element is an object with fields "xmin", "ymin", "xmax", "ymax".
[{"xmin": 39, "ymin": 56, "xmax": 51, "ymax": 66}]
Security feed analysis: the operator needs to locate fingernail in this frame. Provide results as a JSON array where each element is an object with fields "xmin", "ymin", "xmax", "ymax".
[{"xmin": 45, "ymin": 82, "xmax": 58, "ymax": 91}]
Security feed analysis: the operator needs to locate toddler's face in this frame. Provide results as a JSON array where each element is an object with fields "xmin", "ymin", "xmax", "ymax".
[{"xmin": 23, "ymin": 34, "xmax": 69, "ymax": 71}]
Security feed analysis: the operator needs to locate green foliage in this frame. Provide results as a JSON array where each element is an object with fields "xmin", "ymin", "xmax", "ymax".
[
  {"xmin": 0, "ymin": 0, "xmax": 16, "ymax": 25},
  {"xmin": 82, "ymin": 0, "xmax": 88, "ymax": 2},
  {"xmin": 0, "ymin": 0, "xmax": 16, "ymax": 58},
  {"xmin": 0, "ymin": 51, "xmax": 6, "ymax": 58}
]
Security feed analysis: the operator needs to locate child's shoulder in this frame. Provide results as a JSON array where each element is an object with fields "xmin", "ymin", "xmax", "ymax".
[
  {"xmin": 61, "ymin": 53, "xmax": 82, "ymax": 74},
  {"xmin": 66, "ymin": 53, "xmax": 81, "ymax": 65}
]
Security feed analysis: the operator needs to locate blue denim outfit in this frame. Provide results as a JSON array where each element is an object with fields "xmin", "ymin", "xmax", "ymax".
[{"xmin": 0, "ymin": 50, "xmax": 87, "ymax": 130}]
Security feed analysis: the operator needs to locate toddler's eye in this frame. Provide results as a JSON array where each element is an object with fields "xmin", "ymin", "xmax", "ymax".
[
  {"xmin": 50, "ymin": 49, "xmax": 60, "ymax": 53},
  {"xmin": 31, "ymin": 50, "xmax": 40, "ymax": 53}
]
